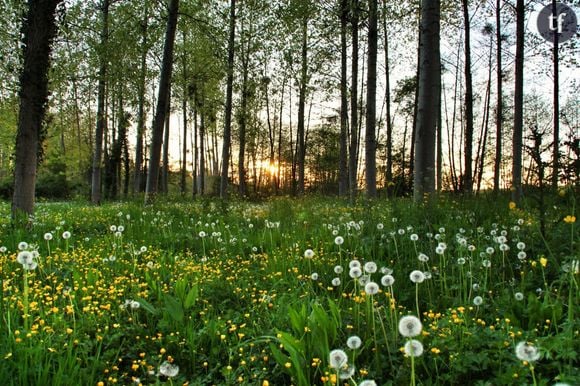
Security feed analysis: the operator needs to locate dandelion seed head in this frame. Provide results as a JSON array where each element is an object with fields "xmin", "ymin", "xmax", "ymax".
[
  {"xmin": 349, "ymin": 267, "xmax": 362, "ymax": 278},
  {"xmin": 304, "ymin": 249, "xmax": 315, "ymax": 259},
  {"xmin": 381, "ymin": 274, "xmax": 395, "ymax": 287},
  {"xmin": 349, "ymin": 260, "xmax": 361, "ymax": 269},
  {"xmin": 515, "ymin": 292, "xmax": 524, "ymax": 301},
  {"xmin": 418, "ymin": 253, "xmax": 429, "ymax": 262},
  {"xmin": 365, "ymin": 281, "xmax": 379, "ymax": 295},
  {"xmin": 359, "ymin": 381, "xmax": 377, "ymax": 386},
  {"xmin": 346, "ymin": 335, "xmax": 362, "ymax": 349},
  {"xmin": 398, "ymin": 315, "xmax": 422, "ymax": 337},
  {"xmin": 473, "ymin": 296, "xmax": 483, "ymax": 306},
  {"xmin": 409, "ymin": 270, "xmax": 425, "ymax": 283},
  {"xmin": 404, "ymin": 339, "xmax": 424, "ymax": 357},
  {"xmin": 62, "ymin": 231, "xmax": 71, "ymax": 240},
  {"xmin": 44, "ymin": 233, "xmax": 53, "ymax": 241},
  {"xmin": 329, "ymin": 349, "xmax": 348, "ymax": 369},
  {"xmin": 158, "ymin": 361, "xmax": 179, "ymax": 378},
  {"xmin": 410, "ymin": 234, "xmax": 419, "ymax": 241},
  {"xmin": 18, "ymin": 242, "xmax": 28, "ymax": 251},
  {"xmin": 311, "ymin": 273, "xmax": 319, "ymax": 281},
  {"xmin": 364, "ymin": 261, "xmax": 377, "ymax": 274},
  {"xmin": 332, "ymin": 277, "xmax": 341, "ymax": 286},
  {"xmin": 515, "ymin": 341, "xmax": 540, "ymax": 362},
  {"xmin": 334, "ymin": 236, "xmax": 344, "ymax": 246}
]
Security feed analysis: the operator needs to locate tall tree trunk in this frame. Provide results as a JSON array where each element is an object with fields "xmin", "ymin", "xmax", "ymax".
[
  {"xmin": 220, "ymin": 0, "xmax": 235, "ymax": 199},
  {"xmin": 349, "ymin": 0, "xmax": 359, "ymax": 201},
  {"xmin": 493, "ymin": 0, "xmax": 503, "ymax": 193},
  {"xmin": 238, "ymin": 55, "xmax": 249, "ymax": 197},
  {"xmin": 365, "ymin": 0, "xmax": 378, "ymax": 198},
  {"xmin": 476, "ymin": 34, "xmax": 493, "ymax": 193},
  {"xmin": 512, "ymin": 0, "xmax": 524, "ymax": 203},
  {"xmin": 161, "ymin": 90, "xmax": 171, "ymax": 194},
  {"xmin": 180, "ymin": 30, "xmax": 188, "ymax": 195},
  {"xmin": 462, "ymin": 0, "xmax": 474, "ymax": 193},
  {"xmin": 199, "ymin": 112, "xmax": 205, "ymax": 195},
  {"xmin": 134, "ymin": 2, "xmax": 148, "ymax": 194},
  {"xmin": 338, "ymin": 0, "xmax": 349, "ymax": 197},
  {"xmin": 382, "ymin": 0, "xmax": 393, "ymax": 194},
  {"xmin": 297, "ymin": 14, "xmax": 308, "ymax": 195},
  {"xmin": 413, "ymin": 0, "xmax": 440, "ymax": 202},
  {"xmin": 551, "ymin": 0, "xmax": 559, "ymax": 189},
  {"xmin": 145, "ymin": 0, "xmax": 179, "ymax": 203},
  {"xmin": 12, "ymin": 0, "xmax": 62, "ymax": 221},
  {"xmin": 91, "ymin": 0, "xmax": 109, "ymax": 205}
]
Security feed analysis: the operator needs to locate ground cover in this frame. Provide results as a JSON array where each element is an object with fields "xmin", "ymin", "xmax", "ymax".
[{"xmin": 0, "ymin": 191, "xmax": 578, "ymax": 385}]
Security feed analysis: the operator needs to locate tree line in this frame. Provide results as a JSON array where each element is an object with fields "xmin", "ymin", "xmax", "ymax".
[{"xmin": 2, "ymin": 0, "xmax": 578, "ymax": 221}]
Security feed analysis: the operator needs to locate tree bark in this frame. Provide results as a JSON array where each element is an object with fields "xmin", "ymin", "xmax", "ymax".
[
  {"xmin": 382, "ymin": 0, "xmax": 393, "ymax": 194},
  {"xmin": 91, "ymin": 0, "xmax": 109, "ymax": 205},
  {"xmin": 297, "ymin": 14, "xmax": 308, "ymax": 195},
  {"xmin": 493, "ymin": 0, "xmax": 503, "ymax": 193},
  {"xmin": 365, "ymin": 0, "xmax": 378, "ymax": 198},
  {"xmin": 338, "ymin": 0, "xmax": 349, "ymax": 197},
  {"xmin": 12, "ymin": 0, "xmax": 62, "ymax": 221},
  {"xmin": 145, "ymin": 0, "xmax": 179, "ymax": 203},
  {"xmin": 551, "ymin": 0, "xmax": 559, "ymax": 189},
  {"xmin": 512, "ymin": 0, "xmax": 524, "ymax": 203},
  {"xmin": 349, "ymin": 0, "xmax": 359, "ymax": 201},
  {"xmin": 134, "ymin": 1, "xmax": 148, "ymax": 195},
  {"xmin": 413, "ymin": 0, "xmax": 440, "ymax": 202},
  {"xmin": 462, "ymin": 0, "xmax": 474, "ymax": 193},
  {"xmin": 220, "ymin": 0, "xmax": 235, "ymax": 199}
]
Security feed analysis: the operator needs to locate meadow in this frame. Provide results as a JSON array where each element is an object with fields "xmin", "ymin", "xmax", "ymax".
[{"xmin": 0, "ymin": 191, "xmax": 578, "ymax": 386}]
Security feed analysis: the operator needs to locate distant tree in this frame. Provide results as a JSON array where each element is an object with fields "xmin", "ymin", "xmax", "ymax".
[
  {"xmin": 12, "ymin": 0, "xmax": 63, "ymax": 221},
  {"xmin": 461, "ymin": 0, "xmax": 473, "ymax": 193},
  {"xmin": 493, "ymin": 0, "xmax": 504, "ymax": 193},
  {"xmin": 338, "ymin": 0, "xmax": 348, "ymax": 197},
  {"xmin": 413, "ymin": 0, "xmax": 440, "ymax": 202}
]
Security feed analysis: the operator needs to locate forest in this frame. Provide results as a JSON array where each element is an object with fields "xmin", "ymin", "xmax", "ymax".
[
  {"xmin": 0, "ymin": 0, "xmax": 577, "ymax": 214},
  {"xmin": 0, "ymin": 1, "xmax": 579, "ymax": 385}
]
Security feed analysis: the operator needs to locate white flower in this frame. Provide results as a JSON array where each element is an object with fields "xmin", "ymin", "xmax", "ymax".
[
  {"xmin": 339, "ymin": 363, "xmax": 356, "ymax": 380},
  {"xmin": 158, "ymin": 361, "xmax": 179, "ymax": 377},
  {"xmin": 304, "ymin": 249, "xmax": 315, "ymax": 259},
  {"xmin": 110, "ymin": 225, "xmax": 117, "ymax": 232},
  {"xmin": 398, "ymin": 315, "xmax": 422, "ymax": 337},
  {"xmin": 499, "ymin": 243, "xmax": 510, "ymax": 252},
  {"xmin": 376, "ymin": 223, "xmax": 384, "ymax": 230},
  {"xmin": 17, "ymin": 251, "xmax": 34, "ymax": 265},
  {"xmin": 516, "ymin": 242, "xmax": 526, "ymax": 250},
  {"xmin": 334, "ymin": 236, "xmax": 344, "ymax": 246},
  {"xmin": 418, "ymin": 253, "xmax": 429, "ymax": 262},
  {"xmin": 457, "ymin": 257, "xmax": 466, "ymax": 265},
  {"xmin": 482, "ymin": 259, "xmax": 492, "ymax": 268},
  {"xmin": 62, "ymin": 231, "xmax": 71, "ymax": 240},
  {"xmin": 0, "ymin": 246, "xmax": 6, "ymax": 253},
  {"xmin": 18, "ymin": 242, "xmax": 28, "ymax": 251},
  {"xmin": 199, "ymin": 231, "xmax": 206, "ymax": 238},
  {"xmin": 22, "ymin": 260, "xmax": 38, "ymax": 270},
  {"xmin": 349, "ymin": 267, "xmax": 362, "ymax": 278},
  {"xmin": 473, "ymin": 296, "xmax": 483, "ymax": 306},
  {"xmin": 332, "ymin": 277, "xmax": 341, "ymax": 286},
  {"xmin": 410, "ymin": 234, "xmax": 419, "ymax": 241},
  {"xmin": 365, "ymin": 281, "xmax": 379, "ymax": 295},
  {"xmin": 329, "ymin": 349, "xmax": 348, "ymax": 369},
  {"xmin": 44, "ymin": 233, "xmax": 53, "ymax": 241},
  {"xmin": 515, "ymin": 341, "xmax": 540, "ymax": 362},
  {"xmin": 515, "ymin": 292, "xmax": 524, "ymax": 301},
  {"xmin": 381, "ymin": 274, "xmax": 395, "ymax": 287},
  {"xmin": 359, "ymin": 381, "xmax": 377, "ymax": 386},
  {"xmin": 311, "ymin": 273, "xmax": 319, "ymax": 281},
  {"xmin": 346, "ymin": 335, "xmax": 362, "ymax": 349},
  {"xmin": 358, "ymin": 275, "xmax": 370, "ymax": 286},
  {"xmin": 140, "ymin": 246, "xmax": 148, "ymax": 253},
  {"xmin": 380, "ymin": 267, "xmax": 393, "ymax": 274},
  {"xmin": 486, "ymin": 247, "xmax": 494, "ymax": 255},
  {"xmin": 404, "ymin": 339, "xmax": 424, "ymax": 357},
  {"xmin": 364, "ymin": 261, "xmax": 377, "ymax": 274},
  {"xmin": 349, "ymin": 260, "xmax": 361, "ymax": 269},
  {"xmin": 334, "ymin": 265, "xmax": 343, "ymax": 274},
  {"xmin": 517, "ymin": 251, "xmax": 527, "ymax": 261},
  {"xmin": 117, "ymin": 225, "xmax": 124, "ymax": 232},
  {"xmin": 409, "ymin": 270, "xmax": 425, "ymax": 283}
]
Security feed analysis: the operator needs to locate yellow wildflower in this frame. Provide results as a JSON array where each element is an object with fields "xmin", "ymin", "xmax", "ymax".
[
  {"xmin": 540, "ymin": 257, "xmax": 547, "ymax": 268},
  {"xmin": 564, "ymin": 215, "xmax": 576, "ymax": 223}
]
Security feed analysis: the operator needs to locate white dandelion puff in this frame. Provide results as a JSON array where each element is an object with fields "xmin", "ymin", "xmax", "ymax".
[{"xmin": 398, "ymin": 315, "xmax": 422, "ymax": 337}]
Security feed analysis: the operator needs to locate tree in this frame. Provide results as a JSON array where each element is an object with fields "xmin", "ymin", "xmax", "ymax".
[
  {"xmin": 220, "ymin": 0, "xmax": 235, "ymax": 199},
  {"xmin": 551, "ymin": 0, "xmax": 559, "ymax": 189},
  {"xmin": 365, "ymin": 0, "xmax": 378, "ymax": 198},
  {"xmin": 134, "ymin": 1, "xmax": 150, "ymax": 194},
  {"xmin": 493, "ymin": 0, "xmax": 503, "ymax": 193},
  {"xmin": 12, "ymin": 0, "xmax": 63, "ymax": 221},
  {"xmin": 413, "ymin": 0, "xmax": 440, "ymax": 202},
  {"xmin": 511, "ymin": 0, "xmax": 524, "ymax": 203},
  {"xmin": 349, "ymin": 0, "xmax": 359, "ymax": 201},
  {"xmin": 145, "ymin": 0, "xmax": 179, "ymax": 202},
  {"xmin": 338, "ymin": 0, "xmax": 348, "ymax": 197},
  {"xmin": 462, "ymin": 0, "xmax": 473, "ymax": 193},
  {"xmin": 90, "ymin": 0, "xmax": 110, "ymax": 205}
]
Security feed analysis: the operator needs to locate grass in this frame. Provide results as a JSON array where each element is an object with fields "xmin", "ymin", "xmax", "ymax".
[{"xmin": 0, "ymin": 190, "xmax": 578, "ymax": 385}]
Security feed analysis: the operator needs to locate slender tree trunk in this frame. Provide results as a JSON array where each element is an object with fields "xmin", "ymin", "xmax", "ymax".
[
  {"xmin": 551, "ymin": 0, "xmax": 559, "ymax": 188},
  {"xmin": 462, "ymin": 0, "xmax": 474, "ymax": 193},
  {"xmin": 199, "ymin": 112, "xmax": 205, "ymax": 195},
  {"xmin": 382, "ymin": 0, "xmax": 393, "ymax": 194},
  {"xmin": 512, "ymin": 0, "xmax": 524, "ymax": 203},
  {"xmin": 12, "ymin": 0, "xmax": 62, "ymax": 221},
  {"xmin": 238, "ymin": 55, "xmax": 249, "ymax": 197},
  {"xmin": 339, "ymin": 0, "xmax": 349, "ymax": 197},
  {"xmin": 134, "ymin": 2, "xmax": 148, "ymax": 194},
  {"xmin": 297, "ymin": 14, "xmax": 308, "ymax": 195},
  {"xmin": 91, "ymin": 0, "xmax": 109, "ymax": 205},
  {"xmin": 413, "ymin": 0, "xmax": 440, "ymax": 202},
  {"xmin": 180, "ymin": 30, "xmax": 188, "ymax": 195},
  {"xmin": 220, "ymin": 0, "xmax": 235, "ymax": 199},
  {"xmin": 349, "ymin": 0, "xmax": 359, "ymax": 201},
  {"xmin": 437, "ymin": 84, "xmax": 442, "ymax": 192},
  {"xmin": 161, "ymin": 90, "xmax": 171, "ymax": 194},
  {"xmin": 493, "ymin": 0, "xmax": 503, "ymax": 193},
  {"xmin": 145, "ymin": 0, "xmax": 179, "ymax": 203},
  {"xmin": 365, "ymin": 0, "xmax": 378, "ymax": 198}
]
